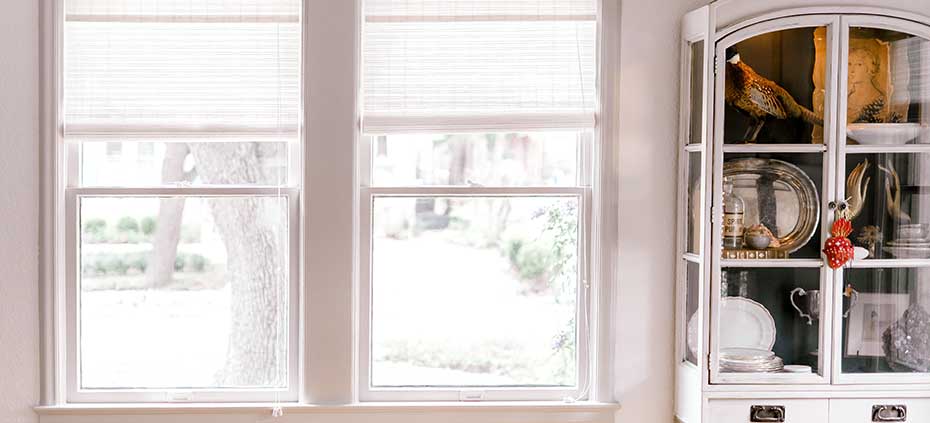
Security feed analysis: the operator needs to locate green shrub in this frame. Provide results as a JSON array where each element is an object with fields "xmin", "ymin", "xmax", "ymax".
[
  {"xmin": 175, "ymin": 254, "xmax": 187, "ymax": 271},
  {"xmin": 104, "ymin": 256, "xmax": 129, "ymax": 275},
  {"xmin": 188, "ymin": 254, "xmax": 208, "ymax": 272},
  {"xmin": 116, "ymin": 216, "xmax": 140, "ymax": 234},
  {"xmin": 82, "ymin": 218, "xmax": 107, "ymax": 236},
  {"xmin": 140, "ymin": 217, "xmax": 156, "ymax": 236},
  {"xmin": 129, "ymin": 254, "xmax": 148, "ymax": 273}
]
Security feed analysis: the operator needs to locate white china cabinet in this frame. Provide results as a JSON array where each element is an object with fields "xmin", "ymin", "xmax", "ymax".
[{"xmin": 677, "ymin": 2, "xmax": 930, "ymax": 422}]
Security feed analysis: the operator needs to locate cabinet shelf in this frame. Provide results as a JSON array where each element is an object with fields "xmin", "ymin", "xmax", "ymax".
[
  {"xmin": 722, "ymin": 143, "xmax": 827, "ymax": 154},
  {"xmin": 721, "ymin": 258, "xmax": 824, "ymax": 268}
]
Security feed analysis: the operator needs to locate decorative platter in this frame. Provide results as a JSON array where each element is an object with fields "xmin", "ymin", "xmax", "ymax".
[
  {"xmin": 719, "ymin": 296, "xmax": 776, "ymax": 351},
  {"xmin": 724, "ymin": 158, "xmax": 820, "ymax": 253}
]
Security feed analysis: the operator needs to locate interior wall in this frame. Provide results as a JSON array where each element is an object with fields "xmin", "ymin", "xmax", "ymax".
[
  {"xmin": 0, "ymin": 0, "xmax": 40, "ymax": 422},
  {"xmin": 0, "ymin": 0, "xmax": 711, "ymax": 422},
  {"xmin": 613, "ymin": 0, "xmax": 710, "ymax": 422}
]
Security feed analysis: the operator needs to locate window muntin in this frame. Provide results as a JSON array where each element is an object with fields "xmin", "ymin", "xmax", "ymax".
[{"xmin": 62, "ymin": 0, "xmax": 301, "ymax": 402}]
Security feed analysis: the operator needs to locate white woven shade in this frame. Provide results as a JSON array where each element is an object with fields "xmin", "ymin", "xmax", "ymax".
[
  {"xmin": 362, "ymin": 0, "xmax": 597, "ymax": 134},
  {"xmin": 64, "ymin": 0, "xmax": 300, "ymax": 140}
]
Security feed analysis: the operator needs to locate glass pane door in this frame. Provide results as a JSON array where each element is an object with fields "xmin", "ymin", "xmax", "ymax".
[
  {"xmin": 841, "ymin": 267, "xmax": 930, "ymax": 375},
  {"xmin": 711, "ymin": 16, "xmax": 837, "ymax": 384},
  {"xmin": 837, "ymin": 16, "xmax": 930, "ymax": 383},
  {"xmin": 679, "ymin": 35, "xmax": 707, "ymax": 367}
]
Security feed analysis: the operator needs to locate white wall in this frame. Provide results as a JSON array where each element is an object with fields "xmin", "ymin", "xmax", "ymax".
[
  {"xmin": 0, "ymin": 0, "xmax": 40, "ymax": 422},
  {"xmin": 0, "ymin": 0, "xmax": 710, "ymax": 422},
  {"xmin": 613, "ymin": 0, "xmax": 709, "ymax": 421}
]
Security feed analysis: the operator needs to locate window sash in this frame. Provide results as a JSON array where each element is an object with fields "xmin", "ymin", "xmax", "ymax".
[
  {"xmin": 64, "ymin": 187, "xmax": 301, "ymax": 402},
  {"xmin": 357, "ymin": 187, "xmax": 592, "ymax": 401},
  {"xmin": 357, "ymin": 127, "xmax": 594, "ymax": 400}
]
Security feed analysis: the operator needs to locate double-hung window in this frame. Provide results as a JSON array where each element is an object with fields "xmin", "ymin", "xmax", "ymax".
[
  {"xmin": 359, "ymin": 0, "xmax": 599, "ymax": 400},
  {"xmin": 62, "ymin": 0, "xmax": 301, "ymax": 402}
]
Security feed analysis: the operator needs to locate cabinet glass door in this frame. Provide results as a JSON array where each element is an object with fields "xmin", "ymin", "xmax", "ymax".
[
  {"xmin": 837, "ymin": 16, "xmax": 930, "ymax": 383},
  {"xmin": 678, "ymin": 33, "xmax": 708, "ymax": 367},
  {"xmin": 711, "ymin": 16, "xmax": 839, "ymax": 384}
]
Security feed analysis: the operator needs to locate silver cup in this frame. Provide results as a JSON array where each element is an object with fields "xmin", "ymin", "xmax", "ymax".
[{"xmin": 790, "ymin": 287, "xmax": 859, "ymax": 325}]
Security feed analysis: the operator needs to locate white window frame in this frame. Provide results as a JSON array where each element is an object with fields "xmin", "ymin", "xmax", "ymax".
[
  {"xmin": 45, "ymin": 0, "xmax": 304, "ymax": 403},
  {"xmin": 357, "ymin": 146, "xmax": 594, "ymax": 402},
  {"xmin": 38, "ymin": 0, "xmax": 620, "ymax": 407},
  {"xmin": 355, "ymin": 1, "xmax": 606, "ymax": 402}
]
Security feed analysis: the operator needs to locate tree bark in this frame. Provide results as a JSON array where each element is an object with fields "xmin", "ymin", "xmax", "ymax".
[
  {"xmin": 189, "ymin": 143, "xmax": 287, "ymax": 387},
  {"xmin": 148, "ymin": 143, "xmax": 191, "ymax": 287}
]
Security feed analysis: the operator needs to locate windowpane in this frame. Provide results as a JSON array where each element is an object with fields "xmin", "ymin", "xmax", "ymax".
[
  {"xmin": 79, "ymin": 196, "xmax": 289, "ymax": 389},
  {"xmin": 79, "ymin": 141, "xmax": 293, "ymax": 187},
  {"xmin": 370, "ymin": 196, "xmax": 579, "ymax": 387},
  {"xmin": 371, "ymin": 132, "xmax": 581, "ymax": 187}
]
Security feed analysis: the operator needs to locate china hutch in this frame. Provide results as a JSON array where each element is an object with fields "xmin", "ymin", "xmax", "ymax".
[{"xmin": 676, "ymin": 2, "xmax": 930, "ymax": 422}]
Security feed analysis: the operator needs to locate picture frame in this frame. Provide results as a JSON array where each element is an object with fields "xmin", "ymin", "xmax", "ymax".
[{"xmin": 846, "ymin": 292, "xmax": 911, "ymax": 357}]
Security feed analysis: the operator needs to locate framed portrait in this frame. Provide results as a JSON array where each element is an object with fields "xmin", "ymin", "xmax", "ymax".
[
  {"xmin": 812, "ymin": 28, "xmax": 912, "ymax": 143},
  {"xmin": 846, "ymin": 292, "xmax": 911, "ymax": 357}
]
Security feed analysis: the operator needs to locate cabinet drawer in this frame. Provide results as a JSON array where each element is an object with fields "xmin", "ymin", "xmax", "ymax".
[
  {"xmin": 708, "ymin": 399, "xmax": 828, "ymax": 423},
  {"xmin": 830, "ymin": 399, "xmax": 930, "ymax": 422}
]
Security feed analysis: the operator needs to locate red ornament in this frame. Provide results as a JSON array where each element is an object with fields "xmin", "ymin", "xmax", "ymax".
[{"xmin": 823, "ymin": 217, "xmax": 854, "ymax": 269}]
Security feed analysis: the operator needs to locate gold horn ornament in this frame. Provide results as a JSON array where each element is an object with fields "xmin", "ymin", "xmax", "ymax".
[
  {"xmin": 878, "ymin": 163, "xmax": 912, "ymax": 223},
  {"xmin": 845, "ymin": 159, "xmax": 870, "ymax": 220}
]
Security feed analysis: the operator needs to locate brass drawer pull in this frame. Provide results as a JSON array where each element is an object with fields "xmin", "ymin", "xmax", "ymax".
[
  {"xmin": 873, "ymin": 405, "xmax": 907, "ymax": 422},
  {"xmin": 750, "ymin": 405, "xmax": 785, "ymax": 422}
]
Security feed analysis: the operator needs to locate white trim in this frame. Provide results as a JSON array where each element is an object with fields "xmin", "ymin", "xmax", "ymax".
[
  {"xmin": 361, "ymin": 113, "xmax": 596, "ymax": 135},
  {"xmin": 34, "ymin": 401, "xmax": 620, "ymax": 416},
  {"xmin": 303, "ymin": 0, "xmax": 358, "ymax": 404},
  {"xmin": 39, "ymin": 0, "xmax": 66, "ymax": 406}
]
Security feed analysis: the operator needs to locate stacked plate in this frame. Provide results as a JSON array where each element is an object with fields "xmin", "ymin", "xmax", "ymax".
[
  {"xmin": 886, "ymin": 224, "xmax": 930, "ymax": 258},
  {"xmin": 719, "ymin": 297, "xmax": 784, "ymax": 373},
  {"xmin": 719, "ymin": 347, "xmax": 784, "ymax": 373}
]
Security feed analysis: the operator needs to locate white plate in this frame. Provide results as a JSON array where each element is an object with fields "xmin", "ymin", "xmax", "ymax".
[
  {"xmin": 720, "ymin": 297, "xmax": 776, "ymax": 351},
  {"xmin": 721, "ymin": 347, "xmax": 774, "ymax": 361},
  {"xmin": 847, "ymin": 123, "xmax": 925, "ymax": 145},
  {"xmin": 687, "ymin": 311, "xmax": 699, "ymax": 360}
]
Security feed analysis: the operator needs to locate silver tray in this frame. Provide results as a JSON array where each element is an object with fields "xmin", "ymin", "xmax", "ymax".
[{"xmin": 724, "ymin": 158, "xmax": 820, "ymax": 254}]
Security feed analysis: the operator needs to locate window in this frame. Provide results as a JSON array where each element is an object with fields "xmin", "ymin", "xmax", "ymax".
[
  {"xmin": 359, "ymin": 0, "xmax": 598, "ymax": 400},
  {"xmin": 63, "ymin": 0, "xmax": 301, "ymax": 402},
  {"xmin": 47, "ymin": 0, "xmax": 615, "ymax": 407}
]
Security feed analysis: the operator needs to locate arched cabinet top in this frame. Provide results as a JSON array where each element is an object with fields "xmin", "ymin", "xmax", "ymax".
[{"xmin": 684, "ymin": 1, "xmax": 930, "ymax": 44}]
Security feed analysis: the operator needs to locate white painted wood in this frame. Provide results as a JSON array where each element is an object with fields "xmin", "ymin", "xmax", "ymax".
[
  {"xmin": 676, "ymin": 7, "xmax": 709, "ymax": 420},
  {"xmin": 707, "ymin": 398, "xmax": 828, "ymax": 423},
  {"xmin": 679, "ymin": 7, "xmax": 930, "ymax": 421},
  {"xmin": 830, "ymin": 398, "xmax": 930, "ymax": 423}
]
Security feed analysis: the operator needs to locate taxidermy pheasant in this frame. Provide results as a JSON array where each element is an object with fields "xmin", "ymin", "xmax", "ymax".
[{"xmin": 725, "ymin": 53, "xmax": 824, "ymax": 143}]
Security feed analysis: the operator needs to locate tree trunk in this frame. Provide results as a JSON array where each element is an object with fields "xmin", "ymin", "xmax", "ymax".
[
  {"xmin": 148, "ymin": 143, "xmax": 191, "ymax": 287},
  {"xmin": 189, "ymin": 143, "xmax": 287, "ymax": 387}
]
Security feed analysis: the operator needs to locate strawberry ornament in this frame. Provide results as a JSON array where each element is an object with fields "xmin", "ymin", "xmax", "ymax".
[{"xmin": 823, "ymin": 214, "xmax": 854, "ymax": 269}]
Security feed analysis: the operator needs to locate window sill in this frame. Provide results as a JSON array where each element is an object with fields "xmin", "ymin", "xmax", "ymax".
[{"xmin": 35, "ymin": 401, "xmax": 620, "ymax": 416}]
